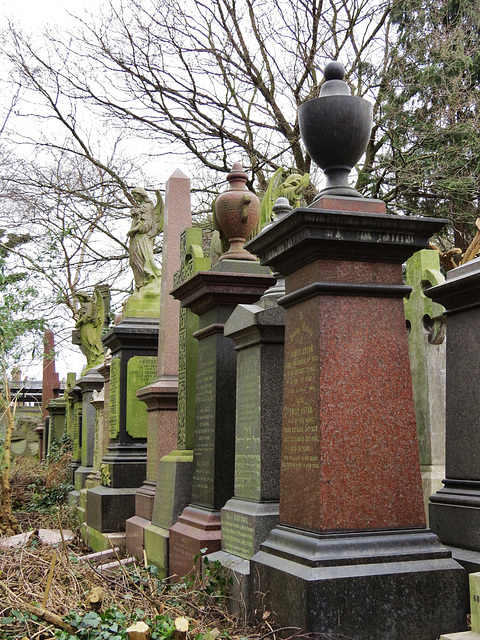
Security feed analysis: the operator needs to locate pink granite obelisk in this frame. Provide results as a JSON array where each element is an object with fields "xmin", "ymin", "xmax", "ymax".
[
  {"xmin": 126, "ymin": 169, "xmax": 192, "ymax": 556},
  {"xmin": 41, "ymin": 328, "xmax": 60, "ymax": 419}
]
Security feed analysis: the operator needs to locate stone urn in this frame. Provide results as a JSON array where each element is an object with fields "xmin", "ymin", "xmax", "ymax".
[
  {"xmin": 214, "ymin": 163, "xmax": 260, "ymax": 261},
  {"xmin": 298, "ymin": 61, "xmax": 372, "ymax": 199}
]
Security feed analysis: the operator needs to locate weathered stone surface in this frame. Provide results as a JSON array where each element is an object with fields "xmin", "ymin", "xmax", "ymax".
[
  {"xmin": 248, "ymin": 195, "xmax": 466, "ymax": 639},
  {"xmin": 404, "ymin": 249, "xmax": 446, "ymax": 520},
  {"xmin": 85, "ymin": 317, "xmax": 158, "ymax": 546},
  {"xmin": 426, "ymin": 258, "xmax": 480, "ymax": 573},
  {"xmin": 127, "ymin": 172, "xmax": 193, "ymax": 557},
  {"xmin": 168, "ymin": 261, "xmax": 275, "ymax": 578}
]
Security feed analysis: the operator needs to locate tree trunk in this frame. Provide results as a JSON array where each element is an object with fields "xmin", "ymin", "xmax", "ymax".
[{"xmin": 0, "ymin": 371, "xmax": 18, "ymax": 536}]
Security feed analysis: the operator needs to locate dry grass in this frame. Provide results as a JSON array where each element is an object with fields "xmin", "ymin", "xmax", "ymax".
[{"xmin": 0, "ymin": 534, "xmax": 280, "ymax": 640}]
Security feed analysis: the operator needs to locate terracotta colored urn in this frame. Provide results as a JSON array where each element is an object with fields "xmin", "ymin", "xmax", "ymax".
[{"xmin": 214, "ymin": 163, "xmax": 260, "ymax": 261}]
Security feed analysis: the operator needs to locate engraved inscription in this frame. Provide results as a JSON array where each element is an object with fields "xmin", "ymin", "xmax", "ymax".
[
  {"xmin": 235, "ymin": 350, "xmax": 261, "ymax": 499},
  {"xmin": 177, "ymin": 304, "xmax": 187, "ymax": 447},
  {"xmin": 109, "ymin": 356, "xmax": 121, "ymax": 439},
  {"xmin": 222, "ymin": 511, "xmax": 254, "ymax": 559},
  {"xmin": 192, "ymin": 344, "xmax": 216, "ymax": 502},
  {"xmin": 126, "ymin": 356, "xmax": 158, "ymax": 438},
  {"xmin": 73, "ymin": 402, "xmax": 82, "ymax": 459},
  {"xmin": 282, "ymin": 318, "xmax": 319, "ymax": 471}
]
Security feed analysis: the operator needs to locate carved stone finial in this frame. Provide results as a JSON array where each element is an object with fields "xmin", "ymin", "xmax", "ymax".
[{"xmin": 299, "ymin": 60, "xmax": 373, "ymax": 199}]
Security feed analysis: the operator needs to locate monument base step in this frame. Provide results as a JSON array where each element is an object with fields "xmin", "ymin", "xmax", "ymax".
[
  {"xmin": 441, "ymin": 634, "xmax": 480, "ymax": 640},
  {"xmin": 251, "ymin": 525, "xmax": 467, "ymax": 640},
  {"xmin": 221, "ymin": 498, "xmax": 279, "ymax": 559},
  {"xmin": 125, "ymin": 515, "xmax": 151, "ymax": 558},
  {"xmin": 169, "ymin": 506, "xmax": 221, "ymax": 581},
  {"xmin": 134, "ymin": 481, "xmax": 156, "ymax": 521},
  {"xmin": 446, "ymin": 545, "xmax": 480, "ymax": 577},
  {"xmin": 74, "ymin": 466, "xmax": 94, "ymax": 491},
  {"xmin": 206, "ymin": 550, "xmax": 251, "ymax": 622},
  {"xmin": 144, "ymin": 523, "xmax": 170, "ymax": 578},
  {"xmin": 81, "ymin": 523, "xmax": 126, "ymax": 553},
  {"xmin": 430, "ymin": 494, "xmax": 480, "ymax": 552}
]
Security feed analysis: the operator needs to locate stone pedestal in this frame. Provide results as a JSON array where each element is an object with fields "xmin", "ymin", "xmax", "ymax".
[
  {"xmin": 144, "ymin": 227, "xmax": 210, "ymax": 574},
  {"xmin": 84, "ymin": 317, "xmax": 158, "ymax": 551},
  {"xmin": 247, "ymin": 196, "xmax": 466, "ymax": 640},
  {"xmin": 75, "ymin": 367, "xmax": 104, "ymax": 525},
  {"xmin": 127, "ymin": 170, "xmax": 192, "ymax": 557},
  {"xmin": 168, "ymin": 260, "xmax": 275, "ymax": 579},
  {"xmin": 67, "ymin": 379, "xmax": 82, "ymax": 506},
  {"xmin": 404, "ymin": 249, "xmax": 446, "ymax": 521},
  {"xmin": 426, "ymin": 258, "xmax": 480, "ymax": 574},
  {"xmin": 46, "ymin": 396, "xmax": 67, "ymax": 452},
  {"xmin": 208, "ymin": 286, "xmax": 285, "ymax": 617}
]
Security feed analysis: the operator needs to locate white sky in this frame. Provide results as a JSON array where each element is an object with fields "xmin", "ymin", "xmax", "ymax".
[
  {"xmin": 0, "ymin": 0, "xmax": 191, "ymax": 382},
  {"xmin": 1, "ymin": 0, "xmax": 87, "ymax": 29}
]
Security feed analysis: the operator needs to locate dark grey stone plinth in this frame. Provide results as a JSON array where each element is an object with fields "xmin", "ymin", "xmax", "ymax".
[
  {"xmin": 86, "ymin": 485, "xmax": 137, "ymax": 532},
  {"xmin": 75, "ymin": 367, "xmax": 104, "ymax": 523},
  {"xmin": 426, "ymin": 258, "xmax": 480, "ymax": 573},
  {"xmin": 169, "ymin": 261, "xmax": 275, "ymax": 578},
  {"xmin": 251, "ymin": 527, "xmax": 467, "ymax": 640},
  {"xmin": 208, "ymin": 291, "xmax": 285, "ymax": 619}
]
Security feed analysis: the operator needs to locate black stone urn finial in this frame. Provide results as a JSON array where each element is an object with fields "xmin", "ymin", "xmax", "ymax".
[{"xmin": 299, "ymin": 61, "xmax": 373, "ymax": 199}]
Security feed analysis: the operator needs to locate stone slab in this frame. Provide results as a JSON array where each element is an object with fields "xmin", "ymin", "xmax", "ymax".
[
  {"xmin": 144, "ymin": 524, "xmax": 170, "ymax": 577},
  {"xmin": 81, "ymin": 524, "xmax": 126, "ymax": 553},
  {"xmin": 144, "ymin": 451, "xmax": 194, "ymax": 575},
  {"xmin": 446, "ymin": 546, "xmax": 480, "ymax": 577},
  {"xmin": 169, "ymin": 505, "xmax": 221, "ymax": 580},
  {"xmin": 126, "ymin": 515, "xmax": 149, "ymax": 558},
  {"xmin": 221, "ymin": 498, "xmax": 279, "ymax": 560}
]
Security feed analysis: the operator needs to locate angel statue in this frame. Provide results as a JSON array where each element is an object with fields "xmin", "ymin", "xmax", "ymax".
[
  {"xmin": 257, "ymin": 168, "xmax": 310, "ymax": 234},
  {"xmin": 75, "ymin": 289, "xmax": 105, "ymax": 373},
  {"xmin": 127, "ymin": 188, "xmax": 164, "ymax": 290}
]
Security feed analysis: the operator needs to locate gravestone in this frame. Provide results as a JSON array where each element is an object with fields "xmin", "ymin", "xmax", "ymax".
[
  {"xmin": 426, "ymin": 257, "xmax": 480, "ymax": 574},
  {"xmin": 46, "ymin": 396, "xmax": 67, "ymax": 453},
  {"xmin": 205, "ymin": 198, "xmax": 290, "ymax": 616},
  {"xmin": 404, "ymin": 249, "xmax": 446, "ymax": 520},
  {"xmin": 247, "ymin": 195, "xmax": 466, "ymax": 639},
  {"xmin": 67, "ymin": 378, "xmax": 82, "ymax": 506},
  {"xmin": 208, "ymin": 274, "xmax": 285, "ymax": 616},
  {"xmin": 244, "ymin": 61, "xmax": 465, "ymax": 639},
  {"xmin": 168, "ymin": 259, "xmax": 275, "ymax": 579},
  {"xmin": 84, "ymin": 319, "xmax": 159, "ymax": 551},
  {"xmin": 127, "ymin": 169, "xmax": 192, "ymax": 557},
  {"xmin": 75, "ymin": 367, "xmax": 105, "ymax": 525},
  {"xmin": 144, "ymin": 227, "xmax": 210, "ymax": 574}
]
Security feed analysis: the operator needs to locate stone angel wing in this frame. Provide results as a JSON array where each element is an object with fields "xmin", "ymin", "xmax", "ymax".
[{"xmin": 149, "ymin": 190, "xmax": 164, "ymax": 239}]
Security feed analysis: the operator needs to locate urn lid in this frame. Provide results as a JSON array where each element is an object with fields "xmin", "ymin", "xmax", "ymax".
[{"xmin": 319, "ymin": 61, "xmax": 351, "ymax": 97}]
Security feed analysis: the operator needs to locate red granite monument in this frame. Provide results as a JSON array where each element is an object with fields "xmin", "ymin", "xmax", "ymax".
[{"xmin": 247, "ymin": 62, "xmax": 466, "ymax": 640}]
